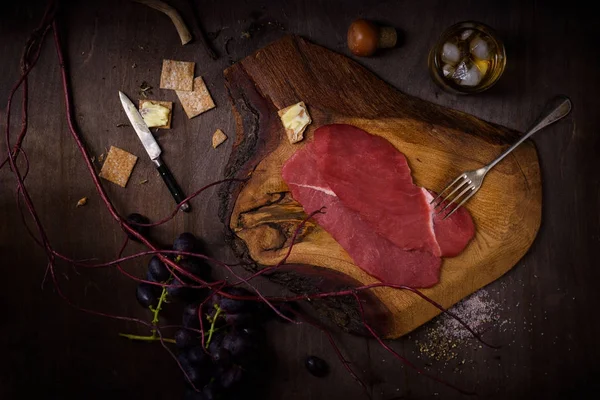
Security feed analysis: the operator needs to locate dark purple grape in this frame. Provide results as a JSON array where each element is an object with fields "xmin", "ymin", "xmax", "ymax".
[
  {"xmin": 167, "ymin": 277, "xmax": 186, "ymax": 298},
  {"xmin": 187, "ymin": 346, "xmax": 209, "ymax": 366},
  {"xmin": 207, "ymin": 333, "xmax": 224, "ymax": 357},
  {"xmin": 175, "ymin": 329, "xmax": 197, "ymax": 349},
  {"xmin": 180, "ymin": 258, "xmax": 211, "ymax": 281},
  {"xmin": 213, "ymin": 287, "xmax": 253, "ymax": 313},
  {"xmin": 201, "ymin": 382, "xmax": 220, "ymax": 400},
  {"xmin": 305, "ymin": 355, "xmax": 329, "ymax": 377},
  {"xmin": 224, "ymin": 312, "xmax": 255, "ymax": 327},
  {"xmin": 125, "ymin": 213, "xmax": 150, "ymax": 242},
  {"xmin": 145, "ymin": 270, "xmax": 156, "ymax": 283},
  {"xmin": 219, "ymin": 365, "xmax": 244, "ymax": 389},
  {"xmin": 182, "ymin": 303, "xmax": 200, "ymax": 328},
  {"xmin": 178, "ymin": 358, "xmax": 202, "ymax": 384},
  {"xmin": 178, "ymin": 354, "xmax": 209, "ymax": 386},
  {"xmin": 173, "ymin": 232, "xmax": 199, "ymax": 255},
  {"xmin": 212, "ymin": 347, "xmax": 232, "ymax": 367},
  {"xmin": 136, "ymin": 283, "xmax": 159, "ymax": 308},
  {"xmin": 222, "ymin": 332, "xmax": 255, "ymax": 358},
  {"xmin": 148, "ymin": 255, "xmax": 171, "ymax": 282}
]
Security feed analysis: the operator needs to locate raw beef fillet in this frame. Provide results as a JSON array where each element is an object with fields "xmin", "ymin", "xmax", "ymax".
[
  {"xmin": 282, "ymin": 143, "xmax": 442, "ymax": 288},
  {"xmin": 423, "ymin": 188, "xmax": 475, "ymax": 257},
  {"xmin": 312, "ymin": 124, "xmax": 443, "ymax": 256},
  {"xmin": 281, "ymin": 124, "xmax": 475, "ymax": 287}
]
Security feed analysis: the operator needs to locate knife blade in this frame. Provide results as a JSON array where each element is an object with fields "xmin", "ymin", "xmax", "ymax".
[{"xmin": 118, "ymin": 91, "xmax": 190, "ymax": 212}]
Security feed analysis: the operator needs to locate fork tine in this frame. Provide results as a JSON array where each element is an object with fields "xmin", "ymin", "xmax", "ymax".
[
  {"xmin": 433, "ymin": 177, "xmax": 470, "ymax": 210},
  {"xmin": 442, "ymin": 187, "xmax": 477, "ymax": 220},
  {"xmin": 437, "ymin": 183, "xmax": 474, "ymax": 215},
  {"xmin": 430, "ymin": 174, "xmax": 468, "ymax": 207}
]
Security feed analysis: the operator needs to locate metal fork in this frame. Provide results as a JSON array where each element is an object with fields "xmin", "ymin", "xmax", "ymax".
[{"xmin": 431, "ymin": 95, "xmax": 572, "ymax": 219}]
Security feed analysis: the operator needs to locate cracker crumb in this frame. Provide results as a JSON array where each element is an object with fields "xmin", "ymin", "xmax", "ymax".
[
  {"xmin": 160, "ymin": 60, "xmax": 195, "ymax": 91},
  {"xmin": 139, "ymin": 81, "xmax": 153, "ymax": 98},
  {"xmin": 76, "ymin": 197, "xmax": 88, "ymax": 207},
  {"xmin": 212, "ymin": 129, "xmax": 227, "ymax": 148},
  {"xmin": 176, "ymin": 77, "xmax": 215, "ymax": 118},
  {"xmin": 99, "ymin": 146, "xmax": 138, "ymax": 188}
]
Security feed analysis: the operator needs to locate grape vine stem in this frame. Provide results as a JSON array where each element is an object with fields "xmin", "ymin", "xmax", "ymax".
[
  {"xmin": 118, "ymin": 333, "xmax": 176, "ymax": 344},
  {"xmin": 205, "ymin": 304, "xmax": 222, "ymax": 348}
]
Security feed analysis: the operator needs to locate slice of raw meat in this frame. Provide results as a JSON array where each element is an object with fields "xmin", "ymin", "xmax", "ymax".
[
  {"xmin": 282, "ymin": 143, "xmax": 442, "ymax": 288},
  {"xmin": 313, "ymin": 124, "xmax": 442, "ymax": 256},
  {"xmin": 423, "ymin": 188, "xmax": 476, "ymax": 257}
]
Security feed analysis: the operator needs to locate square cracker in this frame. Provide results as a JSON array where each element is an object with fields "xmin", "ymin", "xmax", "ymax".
[
  {"xmin": 176, "ymin": 77, "xmax": 215, "ymax": 119},
  {"xmin": 138, "ymin": 99, "xmax": 173, "ymax": 129},
  {"xmin": 160, "ymin": 59, "xmax": 195, "ymax": 91},
  {"xmin": 99, "ymin": 146, "xmax": 138, "ymax": 188}
]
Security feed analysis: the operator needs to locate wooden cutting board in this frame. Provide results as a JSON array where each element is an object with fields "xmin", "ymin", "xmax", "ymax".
[{"xmin": 218, "ymin": 35, "xmax": 541, "ymax": 339}]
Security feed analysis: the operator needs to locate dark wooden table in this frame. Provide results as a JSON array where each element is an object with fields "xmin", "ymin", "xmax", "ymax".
[{"xmin": 1, "ymin": 1, "xmax": 598, "ymax": 399}]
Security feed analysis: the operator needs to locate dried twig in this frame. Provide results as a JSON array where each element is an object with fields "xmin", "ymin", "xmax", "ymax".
[
  {"xmin": 132, "ymin": 0, "xmax": 192, "ymax": 45},
  {"xmin": 186, "ymin": 0, "xmax": 218, "ymax": 60}
]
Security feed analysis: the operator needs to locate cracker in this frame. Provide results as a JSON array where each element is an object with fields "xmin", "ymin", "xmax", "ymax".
[
  {"xmin": 176, "ymin": 77, "xmax": 216, "ymax": 119},
  {"xmin": 99, "ymin": 146, "xmax": 138, "ymax": 188},
  {"xmin": 212, "ymin": 129, "xmax": 227, "ymax": 148},
  {"xmin": 138, "ymin": 99, "xmax": 173, "ymax": 129},
  {"xmin": 160, "ymin": 59, "xmax": 195, "ymax": 91}
]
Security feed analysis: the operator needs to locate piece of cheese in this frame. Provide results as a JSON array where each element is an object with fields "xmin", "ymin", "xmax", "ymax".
[
  {"xmin": 138, "ymin": 100, "xmax": 173, "ymax": 129},
  {"xmin": 140, "ymin": 102, "xmax": 170, "ymax": 128},
  {"xmin": 278, "ymin": 102, "xmax": 311, "ymax": 144}
]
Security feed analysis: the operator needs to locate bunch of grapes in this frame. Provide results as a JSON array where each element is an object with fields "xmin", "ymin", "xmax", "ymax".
[
  {"xmin": 135, "ymin": 232, "xmax": 210, "ymax": 309},
  {"xmin": 133, "ymin": 230, "xmax": 267, "ymax": 399},
  {"xmin": 178, "ymin": 286, "xmax": 268, "ymax": 399}
]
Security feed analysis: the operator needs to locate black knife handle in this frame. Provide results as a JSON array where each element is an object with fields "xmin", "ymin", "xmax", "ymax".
[{"xmin": 156, "ymin": 162, "xmax": 190, "ymax": 212}]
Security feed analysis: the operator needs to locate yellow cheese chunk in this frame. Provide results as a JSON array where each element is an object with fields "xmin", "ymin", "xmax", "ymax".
[
  {"xmin": 278, "ymin": 102, "xmax": 311, "ymax": 144},
  {"xmin": 140, "ymin": 103, "xmax": 170, "ymax": 128}
]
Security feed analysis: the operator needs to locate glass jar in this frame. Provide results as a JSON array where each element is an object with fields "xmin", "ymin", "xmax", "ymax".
[{"xmin": 428, "ymin": 21, "xmax": 506, "ymax": 94}]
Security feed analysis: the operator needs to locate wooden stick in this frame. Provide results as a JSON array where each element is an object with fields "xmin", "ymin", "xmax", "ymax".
[
  {"xmin": 132, "ymin": 0, "xmax": 192, "ymax": 45},
  {"xmin": 186, "ymin": 0, "xmax": 218, "ymax": 60}
]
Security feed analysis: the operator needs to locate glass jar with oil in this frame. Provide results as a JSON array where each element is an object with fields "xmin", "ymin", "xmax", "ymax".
[{"xmin": 428, "ymin": 21, "xmax": 506, "ymax": 94}]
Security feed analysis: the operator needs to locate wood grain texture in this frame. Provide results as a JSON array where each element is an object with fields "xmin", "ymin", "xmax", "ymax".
[
  {"xmin": 1, "ymin": 1, "xmax": 598, "ymax": 399},
  {"xmin": 220, "ymin": 35, "xmax": 541, "ymax": 338}
]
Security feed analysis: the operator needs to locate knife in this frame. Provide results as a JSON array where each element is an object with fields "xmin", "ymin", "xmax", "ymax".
[{"xmin": 118, "ymin": 91, "xmax": 190, "ymax": 212}]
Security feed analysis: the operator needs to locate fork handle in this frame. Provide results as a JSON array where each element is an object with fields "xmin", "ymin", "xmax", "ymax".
[{"xmin": 486, "ymin": 96, "xmax": 572, "ymax": 171}]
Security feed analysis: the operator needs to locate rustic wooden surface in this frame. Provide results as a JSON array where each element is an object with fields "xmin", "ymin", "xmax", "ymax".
[
  {"xmin": 0, "ymin": 1, "xmax": 598, "ymax": 399},
  {"xmin": 221, "ymin": 35, "xmax": 541, "ymax": 339}
]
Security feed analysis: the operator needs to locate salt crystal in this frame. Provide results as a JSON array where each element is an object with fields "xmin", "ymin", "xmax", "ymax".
[
  {"xmin": 416, "ymin": 289, "xmax": 516, "ymax": 364},
  {"xmin": 435, "ymin": 290, "xmax": 501, "ymax": 340},
  {"xmin": 441, "ymin": 42, "xmax": 461, "ymax": 65}
]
